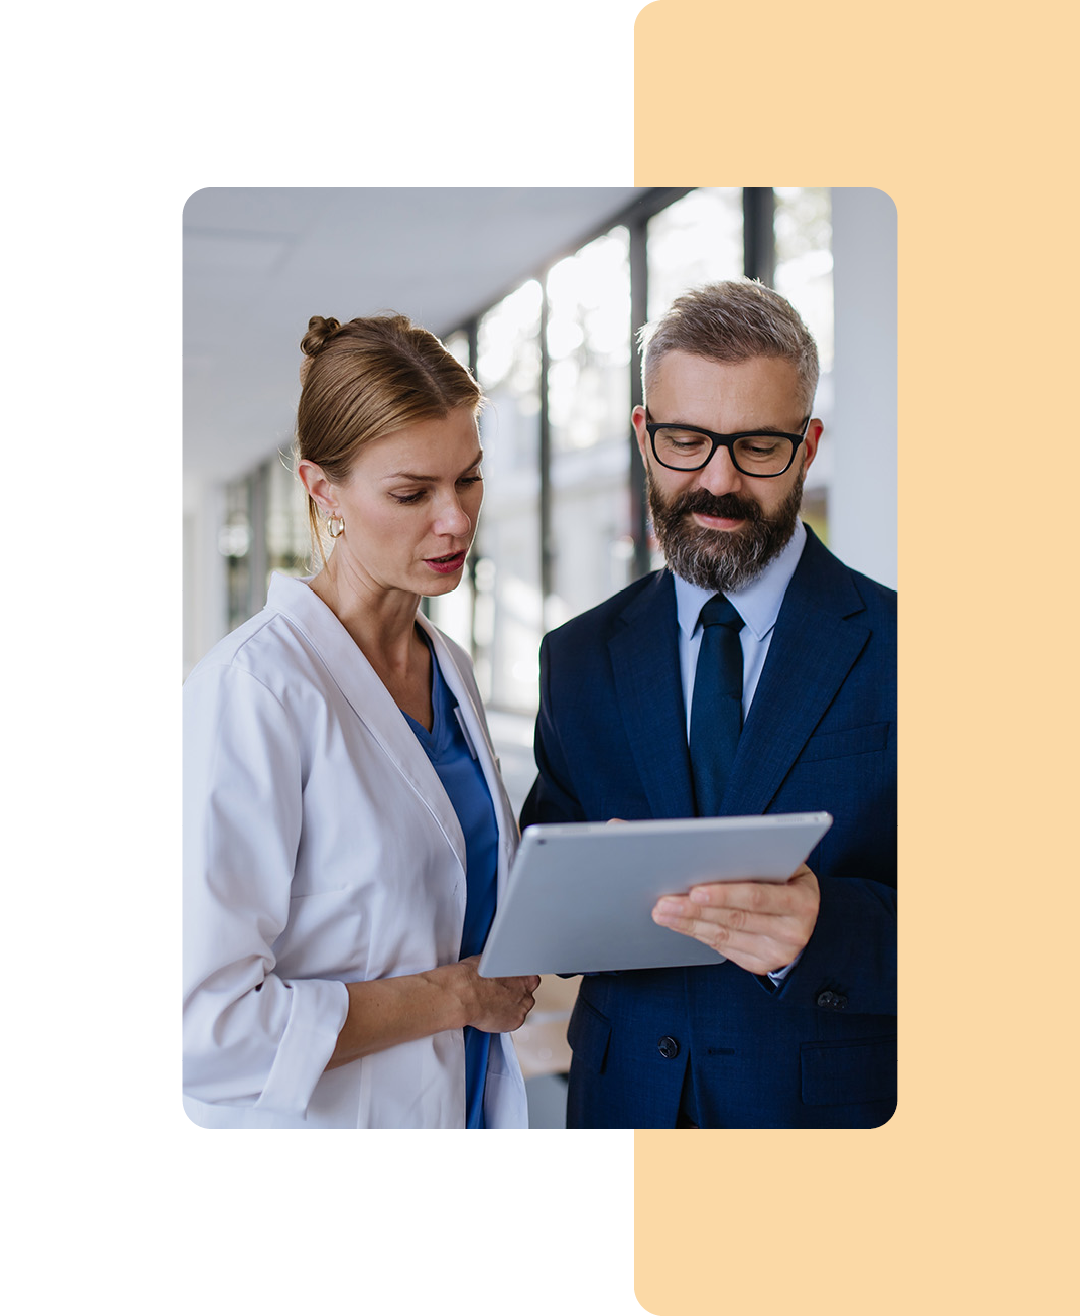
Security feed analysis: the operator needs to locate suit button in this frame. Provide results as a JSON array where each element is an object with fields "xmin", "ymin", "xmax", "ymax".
[
  {"xmin": 657, "ymin": 1035, "xmax": 680, "ymax": 1058},
  {"xmin": 816, "ymin": 990, "xmax": 848, "ymax": 1009}
]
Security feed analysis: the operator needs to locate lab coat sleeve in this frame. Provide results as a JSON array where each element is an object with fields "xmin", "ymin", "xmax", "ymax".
[{"xmin": 183, "ymin": 662, "xmax": 349, "ymax": 1117}]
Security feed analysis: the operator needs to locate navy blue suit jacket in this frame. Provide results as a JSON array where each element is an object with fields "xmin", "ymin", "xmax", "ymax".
[{"xmin": 520, "ymin": 527, "xmax": 896, "ymax": 1128}]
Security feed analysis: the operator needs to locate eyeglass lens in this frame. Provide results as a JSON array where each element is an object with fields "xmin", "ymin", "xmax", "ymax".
[{"xmin": 653, "ymin": 428, "xmax": 795, "ymax": 474}]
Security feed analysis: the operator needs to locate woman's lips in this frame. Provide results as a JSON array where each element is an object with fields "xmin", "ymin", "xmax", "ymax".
[{"xmin": 424, "ymin": 550, "xmax": 467, "ymax": 574}]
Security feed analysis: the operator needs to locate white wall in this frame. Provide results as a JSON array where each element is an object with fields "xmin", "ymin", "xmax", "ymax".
[{"xmin": 828, "ymin": 187, "xmax": 898, "ymax": 589}]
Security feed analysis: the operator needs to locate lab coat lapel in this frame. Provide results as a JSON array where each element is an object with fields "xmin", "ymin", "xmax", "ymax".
[
  {"xmin": 608, "ymin": 571, "xmax": 696, "ymax": 819},
  {"xmin": 268, "ymin": 576, "xmax": 467, "ymax": 875},
  {"xmin": 722, "ymin": 531, "xmax": 871, "ymax": 817}
]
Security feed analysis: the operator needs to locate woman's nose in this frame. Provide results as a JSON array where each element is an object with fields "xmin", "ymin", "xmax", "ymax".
[{"xmin": 435, "ymin": 495, "xmax": 472, "ymax": 536}]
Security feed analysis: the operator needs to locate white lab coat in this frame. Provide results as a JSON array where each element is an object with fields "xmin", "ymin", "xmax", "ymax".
[{"xmin": 182, "ymin": 573, "xmax": 528, "ymax": 1128}]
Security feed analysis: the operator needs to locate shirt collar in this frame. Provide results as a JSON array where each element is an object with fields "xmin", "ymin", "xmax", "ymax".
[{"xmin": 674, "ymin": 518, "xmax": 807, "ymax": 642}]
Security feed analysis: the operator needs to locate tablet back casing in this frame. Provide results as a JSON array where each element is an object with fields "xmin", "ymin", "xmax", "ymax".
[{"xmin": 478, "ymin": 812, "xmax": 832, "ymax": 977}]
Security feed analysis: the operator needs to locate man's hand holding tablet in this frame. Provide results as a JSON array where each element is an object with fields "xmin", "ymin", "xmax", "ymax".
[{"xmin": 651, "ymin": 863, "xmax": 820, "ymax": 975}]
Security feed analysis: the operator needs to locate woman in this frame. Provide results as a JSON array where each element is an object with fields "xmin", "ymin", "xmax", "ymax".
[{"xmin": 183, "ymin": 313, "xmax": 539, "ymax": 1128}]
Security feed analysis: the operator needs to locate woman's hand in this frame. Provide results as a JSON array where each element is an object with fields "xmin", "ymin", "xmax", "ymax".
[
  {"xmin": 445, "ymin": 955, "xmax": 539, "ymax": 1033},
  {"xmin": 328, "ymin": 957, "xmax": 539, "ymax": 1070}
]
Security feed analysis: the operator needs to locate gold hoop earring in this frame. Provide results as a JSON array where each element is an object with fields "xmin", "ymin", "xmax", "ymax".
[{"xmin": 327, "ymin": 515, "xmax": 345, "ymax": 539}]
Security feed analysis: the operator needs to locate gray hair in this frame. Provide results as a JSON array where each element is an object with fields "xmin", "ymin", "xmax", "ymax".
[{"xmin": 639, "ymin": 279, "xmax": 819, "ymax": 412}]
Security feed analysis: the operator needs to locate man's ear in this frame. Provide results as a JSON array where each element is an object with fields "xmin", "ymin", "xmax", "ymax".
[
  {"xmin": 801, "ymin": 419, "xmax": 824, "ymax": 473},
  {"xmin": 631, "ymin": 405, "xmax": 650, "ymax": 464}
]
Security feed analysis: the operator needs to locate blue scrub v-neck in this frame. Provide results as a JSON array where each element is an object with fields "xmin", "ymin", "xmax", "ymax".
[{"xmin": 402, "ymin": 631, "xmax": 499, "ymax": 1128}]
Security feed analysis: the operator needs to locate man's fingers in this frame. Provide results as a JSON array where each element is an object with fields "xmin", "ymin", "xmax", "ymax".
[
  {"xmin": 686, "ymin": 872, "xmax": 816, "ymax": 915},
  {"xmin": 650, "ymin": 907, "xmax": 791, "ymax": 971},
  {"xmin": 651, "ymin": 865, "xmax": 820, "ymax": 976},
  {"xmin": 654, "ymin": 898, "xmax": 800, "ymax": 941}
]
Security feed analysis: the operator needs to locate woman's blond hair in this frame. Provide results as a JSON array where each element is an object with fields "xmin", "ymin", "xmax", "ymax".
[{"xmin": 296, "ymin": 313, "xmax": 483, "ymax": 562}]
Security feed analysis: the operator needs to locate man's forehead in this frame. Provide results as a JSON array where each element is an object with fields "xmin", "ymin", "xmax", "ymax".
[{"xmin": 648, "ymin": 350, "xmax": 803, "ymax": 417}]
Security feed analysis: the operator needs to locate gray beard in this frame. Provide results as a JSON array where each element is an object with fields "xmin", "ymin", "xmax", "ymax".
[{"xmin": 646, "ymin": 466, "xmax": 805, "ymax": 593}]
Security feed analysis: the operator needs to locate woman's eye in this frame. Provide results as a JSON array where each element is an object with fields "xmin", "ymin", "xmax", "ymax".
[
  {"xmin": 391, "ymin": 490, "xmax": 426, "ymax": 505},
  {"xmin": 458, "ymin": 474, "xmax": 483, "ymax": 487}
]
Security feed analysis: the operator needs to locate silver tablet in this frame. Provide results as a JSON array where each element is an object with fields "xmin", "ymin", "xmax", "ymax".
[{"xmin": 478, "ymin": 812, "xmax": 833, "ymax": 977}]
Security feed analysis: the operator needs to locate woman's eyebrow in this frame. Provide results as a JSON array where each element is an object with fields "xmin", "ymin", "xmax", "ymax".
[{"xmin": 382, "ymin": 451, "xmax": 484, "ymax": 481}]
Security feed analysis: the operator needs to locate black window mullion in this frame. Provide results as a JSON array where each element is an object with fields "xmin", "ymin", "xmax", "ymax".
[
  {"xmin": 743, "ymin": 187, "xmax": 776, "ymax": 285},
  {"xmin": 629, "ymin": 216, "xmax": 651, "ymax": 581},
  {"xmin": 466, "ymin": 317, "xmax": 479, "ymax": 380}
]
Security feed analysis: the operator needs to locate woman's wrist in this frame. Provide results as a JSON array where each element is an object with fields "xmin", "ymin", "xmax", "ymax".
[
  {"xmin": 422, "ymin": 961, "xmax": 473, "ymax": 1032},
  {"xmin": 330, "ymin": 966, "xmax": 469, "ymax": 1070}
]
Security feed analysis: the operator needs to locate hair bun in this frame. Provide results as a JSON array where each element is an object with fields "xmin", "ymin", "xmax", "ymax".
[
  {"xmin": 299, "ymin": 317, "xmax": 344, "ymax": 384},
  {"xmin": 301, "ymin": 316, "xmax": 343, "ymax": 357}
]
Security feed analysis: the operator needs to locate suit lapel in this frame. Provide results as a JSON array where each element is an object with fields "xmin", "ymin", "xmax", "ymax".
[
  {"xmin": 608, "ymin": 571, "xmax": 697, "ymax": 818},
  {"xmin": 723, "ymin": 530, "xmax": 871, "ymax": 816}
]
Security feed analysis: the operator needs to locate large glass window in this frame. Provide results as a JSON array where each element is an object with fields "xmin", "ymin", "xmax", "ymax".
[
  {"xmin": 547, "ymin": 228, "xmax": 634, "ymax": 630},
  {"xmin": 474, "ymin": 280, "xmax": 544, "ymax": 710},
  {"xmin": 646, "ymin": 187, "xmax": 744, "ymax": 319},
  {"xmin": 773, "ymin": 186, "xmax": 834, "ymax": 543}
]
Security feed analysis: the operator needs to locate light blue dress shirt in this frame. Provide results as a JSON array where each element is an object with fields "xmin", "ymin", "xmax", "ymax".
[{"xmin": 673, "ymin": 519, "xmax": 809, "ymax": 984}]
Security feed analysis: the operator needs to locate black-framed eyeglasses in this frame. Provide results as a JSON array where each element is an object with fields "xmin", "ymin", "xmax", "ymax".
[{"xmin": 645, "ymin": 409, "xmax": 812, "ymax": 477}]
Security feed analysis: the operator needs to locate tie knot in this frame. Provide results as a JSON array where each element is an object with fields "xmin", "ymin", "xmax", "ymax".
[{"xmin": 699, "ymin": 594, "xmax": 744, "ymax": 634}]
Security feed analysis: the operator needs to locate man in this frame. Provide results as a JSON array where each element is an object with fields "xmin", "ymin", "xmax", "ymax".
[{"xmin": 520, "ymin": 280, "xmax": 896, "ymax": 1129}]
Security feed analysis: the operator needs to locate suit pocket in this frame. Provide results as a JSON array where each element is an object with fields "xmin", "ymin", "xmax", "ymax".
[
  {"xmin": 797, "ymin": 722, "xmax": 890, "ymax": 764},
  {"xmin": 800, "ymin": 1034, "xmax": 896, "ymax": 1107},
  {"xmin": 567, "ymin": 995, "xmax": 611, "ymax": 1075}
]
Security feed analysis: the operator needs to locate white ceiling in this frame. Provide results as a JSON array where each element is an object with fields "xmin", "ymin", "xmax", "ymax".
[{"xmin": 184, "ymin": 186, "xmax": 647, "ymax": 484}]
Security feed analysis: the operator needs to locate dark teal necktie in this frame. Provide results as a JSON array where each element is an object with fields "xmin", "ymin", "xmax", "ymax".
[{"xmin": 689, "ymin": 594, "xmax": 745, "ymax": 816}]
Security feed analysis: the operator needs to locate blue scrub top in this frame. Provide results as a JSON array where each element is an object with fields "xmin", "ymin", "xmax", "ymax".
[{"xmin": 402, "ymin": 631, "xmax": 499, "ymax": 1129}]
